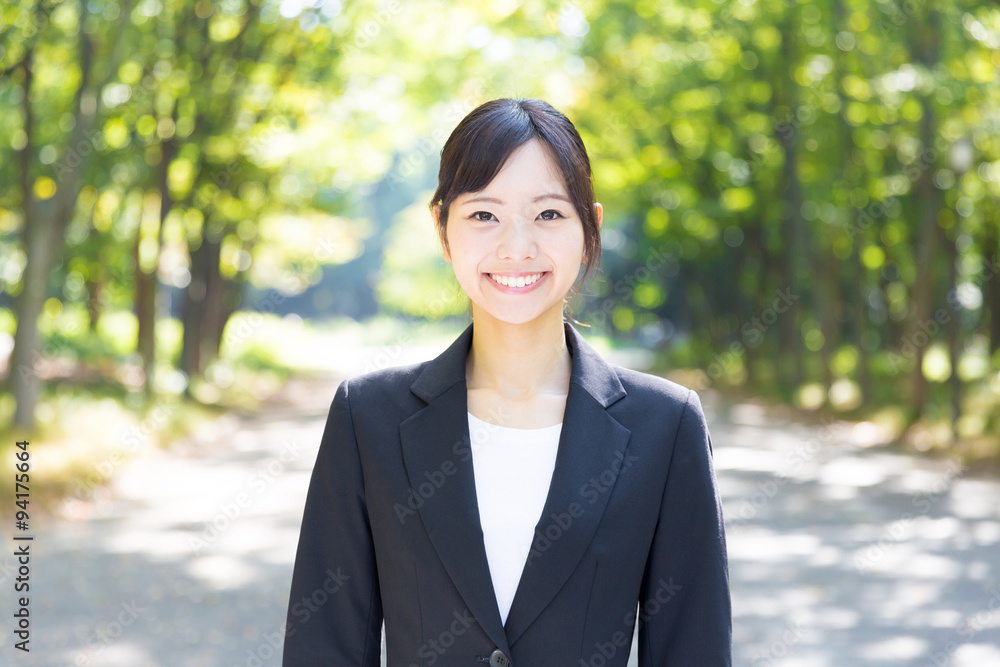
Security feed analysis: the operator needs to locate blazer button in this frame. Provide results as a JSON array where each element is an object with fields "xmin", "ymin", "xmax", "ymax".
[{"xmin": 489, "ymin": 648, "xmax": 511, "ymax": 667}]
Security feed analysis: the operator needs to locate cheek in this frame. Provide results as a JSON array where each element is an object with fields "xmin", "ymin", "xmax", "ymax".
[
  {"xmin": 446, "ymin": 233, "xmax": 485, "ymax": 273},
  {"xmin": 552, "ymin": 229, "xmax": 586, "ymax": 262}
]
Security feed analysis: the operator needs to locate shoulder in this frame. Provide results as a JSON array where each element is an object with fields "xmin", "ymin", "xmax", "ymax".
[
  {"xmin": 611, "ymin": 363, "xmax": 695, "ymax": 409},
  {"xmin": 607, "ymin": 366, "xmax": 715, "ymax": 465},
  {"xmin": 348, "ymin": 360, "xmax": 425, "ymax": 391},
  {"xmin": 332, "ymin": 359, "xmax": 427, "ymax": 413},
  {"xmin": 605, "ymin": 362, "xmax": 708, "ymax": 434}
]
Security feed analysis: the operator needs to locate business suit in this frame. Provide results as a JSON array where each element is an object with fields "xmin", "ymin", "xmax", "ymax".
[{"xmin": 282, "ymin": 319, "xmax": 731, "ymax": 666}]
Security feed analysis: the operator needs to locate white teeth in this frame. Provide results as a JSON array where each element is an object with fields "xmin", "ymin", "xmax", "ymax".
[{"xmin": 489, "ymin": 273, "xmax": 542, "ymax": 287}]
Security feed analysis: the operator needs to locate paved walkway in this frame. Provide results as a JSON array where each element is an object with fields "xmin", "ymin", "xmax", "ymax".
[{"xmin": 2, "ymin": 350, "xmax": 999, "ymax": 666}]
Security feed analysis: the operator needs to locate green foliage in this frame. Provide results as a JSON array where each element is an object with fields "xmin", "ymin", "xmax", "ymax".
[
  {"xmin": 376, "ymin": 197, "xmax": 468, "ymax": 319},
  {"xmin": 0, "ymin": 0, "xmax": 997, "ymax": 454}
]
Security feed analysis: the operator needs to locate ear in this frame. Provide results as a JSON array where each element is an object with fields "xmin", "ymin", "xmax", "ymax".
[{"xmin": 433, "ymin": 204, "xmax": 452, "ymax": 263}]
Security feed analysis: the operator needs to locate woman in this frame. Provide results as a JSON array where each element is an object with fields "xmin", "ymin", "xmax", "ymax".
[{"xmin": 282, "ymin": 98, "xmax": 731, "ymax": 666}]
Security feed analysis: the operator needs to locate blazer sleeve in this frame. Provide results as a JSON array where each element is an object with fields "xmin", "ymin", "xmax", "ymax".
[
  {"xmin": 282, "ymin": 378, "xmax": 383, "ymax": 665},
  {"xmin": 637, "ymin": 388, "xmax": 732, "ymax": 666}
]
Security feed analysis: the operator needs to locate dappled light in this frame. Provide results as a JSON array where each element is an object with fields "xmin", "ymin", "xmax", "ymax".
[
  {"xmin": 716, "ymin": 392, "xmax": 1000, "ymax": 666},
  {"xmin": 1, "ymin": 0, "xmax": 999, "ymax": 663}
]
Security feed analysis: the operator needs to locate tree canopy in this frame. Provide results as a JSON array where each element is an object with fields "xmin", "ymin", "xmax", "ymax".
[{"xmin": 1, "ymin": 0, "xmax": 998, "ymax": 457}]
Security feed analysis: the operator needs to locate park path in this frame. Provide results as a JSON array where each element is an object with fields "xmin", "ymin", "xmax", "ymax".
[{"xmin": 2, "ymin": 343, "xmax": 999, "ymax": 666}]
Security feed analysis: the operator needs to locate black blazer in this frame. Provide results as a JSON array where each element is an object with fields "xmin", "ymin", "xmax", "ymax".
[{"xmin": 282, "ymin": 320, "xmax": 731, "ymax": 666}]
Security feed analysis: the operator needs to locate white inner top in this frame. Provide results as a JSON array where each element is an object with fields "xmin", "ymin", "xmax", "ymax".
[{"xmin": 468, "ymin": 411, "xmax": 562, "ymax": 626}]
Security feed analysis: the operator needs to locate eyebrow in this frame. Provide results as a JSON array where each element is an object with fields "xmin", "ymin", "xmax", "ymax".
[{"xmin": 460, "ymin": 193, "xmax": 572, "ymax": 205}]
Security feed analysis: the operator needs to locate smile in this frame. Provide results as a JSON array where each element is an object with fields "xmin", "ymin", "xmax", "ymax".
[{"xmin": 486, "ymin": 272, "xmax": 548, "ymax": 290}]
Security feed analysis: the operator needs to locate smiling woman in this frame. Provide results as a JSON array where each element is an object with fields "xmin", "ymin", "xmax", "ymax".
[
  {"xmin": 434, "ymin": 137, "xmax": 599, "ymax": 328},
  {"xmin": 431, "ymin": 98, "xmax": 603, "ymax": 299},
  {"xmin": 283, "ymin": 98, "xmax": 732, "ymax": 666}
]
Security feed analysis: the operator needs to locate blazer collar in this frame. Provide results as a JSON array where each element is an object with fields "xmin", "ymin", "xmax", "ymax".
[
  {"xmin": 399, "ymin": 319, "xmax": 632, "ymax": 653},
  {"xmin": 410, "ymin": 319, "xmax": 626, "ymax": 408}
]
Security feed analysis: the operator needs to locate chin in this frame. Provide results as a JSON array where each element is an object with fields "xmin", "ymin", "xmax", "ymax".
[{"xmin": 471, "ymin": 302, "xmax": 566, "ymax": 327}]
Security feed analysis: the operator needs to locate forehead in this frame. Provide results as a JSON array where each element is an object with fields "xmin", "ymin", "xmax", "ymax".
[{"xmin": 457, "ymin": 139, "xmax": 569, "ymax": 203}]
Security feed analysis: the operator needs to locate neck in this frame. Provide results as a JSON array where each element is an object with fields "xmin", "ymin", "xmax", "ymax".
[{"xmin": 466, "ymin": 302, "xmax": 572, "ymax": 398}]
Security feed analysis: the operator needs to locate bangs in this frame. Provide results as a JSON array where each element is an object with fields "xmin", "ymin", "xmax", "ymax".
[{"xmin": 442, "ymin": 107, "xmax": 536, "ymax": 205}]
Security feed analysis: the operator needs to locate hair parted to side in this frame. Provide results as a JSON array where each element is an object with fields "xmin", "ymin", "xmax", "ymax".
[{"xmin": 429, "ymin": 98, "xmax": 602, "ymax": 321}]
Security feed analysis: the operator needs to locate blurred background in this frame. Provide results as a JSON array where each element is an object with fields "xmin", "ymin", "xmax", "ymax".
[{"xmin": 0, "ymin": 0, "xmax": 999, "ymax": 665}]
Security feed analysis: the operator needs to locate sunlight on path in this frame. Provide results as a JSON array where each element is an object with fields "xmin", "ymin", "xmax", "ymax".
[
  {"xmin": 1, "ymin": 345, "xmax": 997, "ymax": 666},
  {"xmin": 714, "ymin": 398, "xmax": 1000, "ymax": 667}
]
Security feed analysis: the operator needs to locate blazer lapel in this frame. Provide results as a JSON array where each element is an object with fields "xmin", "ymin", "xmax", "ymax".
[
  {"xmin": 503, "ymin": 322, "xmax": 631, "ymax": 646},
  {"xmin": 399, "ymin": 319, "xmax": 631, "ymax": 653},
  {"xmin": 400, "ymin": 322, "xmax": 511, "ymax": 654}
]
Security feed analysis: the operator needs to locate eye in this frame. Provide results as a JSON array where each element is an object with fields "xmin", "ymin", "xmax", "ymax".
[
  {"xmin": 539, "ymin": 209, "xmax": 565, "ymax": 220},
  {"xmin": 470, "ymin": 211, "xmax": 496, "ymax": 222}
]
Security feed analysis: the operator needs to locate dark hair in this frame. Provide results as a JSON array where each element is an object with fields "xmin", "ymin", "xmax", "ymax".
[{"xmin": 429, "ymin": 98, "xmax": 602, "ymax": 312}]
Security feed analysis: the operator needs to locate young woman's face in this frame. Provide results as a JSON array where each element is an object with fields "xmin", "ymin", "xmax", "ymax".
[{"xmin": 435, "ymin": 138, "xmax": 602, "ymax": 326}]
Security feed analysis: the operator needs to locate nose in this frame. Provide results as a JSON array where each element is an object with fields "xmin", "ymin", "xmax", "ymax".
[{"xmin": 497, "ymin": 218, "xmax": 537, "ymax": 260}]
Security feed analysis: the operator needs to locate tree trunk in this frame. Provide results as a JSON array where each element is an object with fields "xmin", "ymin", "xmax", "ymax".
[
  {"xmin": 200, "ymin": 233, "xmax": 227, "ymax": 365},
  {"xmin": 819, "ymin": 251, "xmax": 837, "ymax": 391},
  {"xmin": 8, "ymin": 0, "xmax": 130, "ymax": 427},
  {"xmin": 134, "ymin": 215, "xmax": 157, "ymax": 400},
  {"xmin": 136, "ymin": 108, "xmax": 179, "ymax": 398},
  {"xmin": 87, "ymin": 273, "xmax": 103, "ymax": 334},
  {"xmin": 210, "ymin": 241, "xmax": 253, "ymax": 364},
  {"xmin": 774, "ymin": 14, "xmax": 805, "ymax": 392},
  {"xmin": 906, "ymin": 9, "xmax": 942, "ymax": 423},
  {"xmin": 742, "ymin": 225, "xmax": 764, "ymax": 386},
  {"xmin": 831, "ymin": 0, "xmax": 858, "ymax": 402},
  {"xmin": 180, "ymin": 236, "xmax": 211, "ymax": 388},
  {"xmin": 945, "ymin": 222, "xmax": 960, "ymax": 442},
  {"xmin": 9, "ymin": 45, "xmax": 43, "ymax": 427},
  {"xmin": 985, "ymin": 213, "xmax": 1000, "ymax": 358},
  {"xmin": 851, "ymin": 239, "xmax": 871, "ymax": 405}
]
